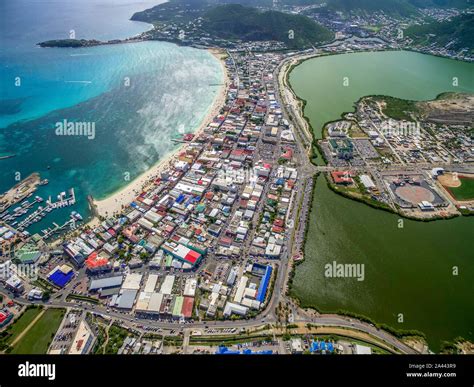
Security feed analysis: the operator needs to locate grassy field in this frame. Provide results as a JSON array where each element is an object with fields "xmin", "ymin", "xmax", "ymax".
[
  {"xmin": 10, "ymin": 308, "xmax": 65, "ymax": 354},
  {"xmin": 449, "ymin": 178, "xmax": 474, "ymax": 201},
  {"xmin": 104, "ymin": 324, "xmax": 133, "ymax": 354},
  {"xmin": 4, "ymin": 306, "xmax": 43, "ymax": 344},
  {"xmin": 373, "ymin": 95, "xmax": 419, "ymax": 121}
]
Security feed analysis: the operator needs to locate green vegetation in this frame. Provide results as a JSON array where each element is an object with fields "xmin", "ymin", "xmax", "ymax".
[
  {"xmin": 448, "ymin": 177, "xmax": 474, "ymax": 201},
  {"xmin": 66, "ymin": 294, "xmax": 99, "ymax": 304},
  {"xmin": 372, "ymin": 95, "xmax": 419, "ymax": 121},
  {"xmin": 189, "ymin": 333, "xmax": 273, "ymax": 345},
  {"xmin": 163, "ymin": 336, "xmax": 184, "ymax": 346},
  {"xmin": 406, "ymin": 13, "xmax": 474, "ymax": 54},
  {"xmin": 131, "ymin": 0, "xmax": 210, "ymax": 24},
  {"xmin": 33, "ymin": 277, "xmax": 59, "ymax": 292},
  {"xmin": 326, "ymin": 0, "xmax": 418, "ymax": 17},
  {"xmin": 93, "ymin": 324, "xmax": 107, "ymax": 354},
  {"xmin": 141, "ymin": 333, "xmax": 184, "ymax": 346},
  {"xmin": 38, "ymin": 39, "xmax": 102, "ymax": 48},
  {"xmin": 408, "ymin": 0, "xmax": 473, "ymax": 8},
  {"xmin": 132, "ymin": 1, "xmax": 333, "ymax": 49},
  {"xmin": 305, "ymin": 0, "xmax": 471, "ymax": 17},
  {"xmin": 335, "ymin": 310, "xmax": 426, "ymax": 340},
  {"xmin": 203, "ymin": 4, "xmax": 333, "ymax": 48},
  {"xmin": 10, "ymin": 308, "xmax": 65, "ymax": 354},
  {"xmin": 0, "ymin": 306, "xmax": 43, "ymax": 350},
  {"xmin": 439, "ymin": 336, "xmax": 469, "ymax": 354},
  {"xmin": 104, "ymin": 324, "xmax": 134, "ymax": 354},
  {"xmin": 326, "ymin": 176, "xmax": 393, "ymax": 213}
]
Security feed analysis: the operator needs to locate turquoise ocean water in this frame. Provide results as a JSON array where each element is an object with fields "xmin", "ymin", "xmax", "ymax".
[{"xmin": 0, "ymin": 1, "xmax": 223, "ymax": 234}]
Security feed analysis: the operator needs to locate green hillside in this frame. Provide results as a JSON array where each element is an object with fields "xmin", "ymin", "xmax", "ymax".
[
  {"xmin": 202, "ymin": 4, "xmax": 334, "ymax": 48},
  {"xmin": 405, "ymin": 13, "xmax": 474, "ymax": 53},
  {"xmin": 325, "ymin": 0, "xmax": 418, "ymax": 17},
  {"xmin": 132, "ymin": 1, "xmax": 334, "ymax": 49},
  {"xmin": 131, "ymin": 0, "xmax": 209, "ymax": 24},
  {"xmin": 407, "ymin": 0, "xmax": 472, "ymax": 8}
]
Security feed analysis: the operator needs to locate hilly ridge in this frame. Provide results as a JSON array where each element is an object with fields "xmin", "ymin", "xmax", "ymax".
[{"xmin": 405, "ymin": 12, "xmax": 474, "ymax": 53}]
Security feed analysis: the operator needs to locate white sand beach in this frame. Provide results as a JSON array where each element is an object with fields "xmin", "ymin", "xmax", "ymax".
[{"xmin": 91, "ymin": 48, "xmax": 229, "ymax": 219}]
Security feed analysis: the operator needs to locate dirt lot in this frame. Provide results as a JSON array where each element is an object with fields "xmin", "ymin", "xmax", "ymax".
[{"xmin": 419, "ymin": 93, "xmax": 474, "ymax": 126}]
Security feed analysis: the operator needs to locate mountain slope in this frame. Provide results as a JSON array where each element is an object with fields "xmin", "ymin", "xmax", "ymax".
[
  {"xmin": 405, "ymin": 13, "xmax": 474, "ymax": 53},
  {"xmin": 407, "ymin": 0, "xmax": 473, "ymax": 8},
  {"xmin": 325, "ymin": 0, "xmax": 419, "ymax": 17},
  {"xmin": 202, "ymin": 4, "xmax": 334, "ymax": 48},
  {"xmin": 132, "ymin": 1, "xmax": 334, "ymax": 48}
]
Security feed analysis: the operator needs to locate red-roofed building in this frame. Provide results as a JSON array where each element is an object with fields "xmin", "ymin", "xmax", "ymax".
[
  {"xmin": 273, "ymin": 219, "xmax": 284, "ymax": 228},
  {"xmin": 281, "ymin": 148, "xmax": 293, "ymax": 160},
  {"xmin": 181, "ymin": 297, "xmax": 194, "ymax": 319},
  {"xmin": 85, "ymin": 252, "xmax": 111, "ymax": 273},
  {"xmin": 271, "ymin": 225, "xmax": 284, "ymax": 234},
  {"xmin": 230, "ymin": 149, "xmax": 246, "ymax": 162},
  {"xmin": 331, "ymin": 171, "xmax": 354, "ymax": 185},
  {"xmin": 184, "ymin": 250, "xmax": 200, "ymax": 265},
  {"xmin": 161, "ymin": 242, "xmax": 202, "ymax": 267},
  {"xmin": 219, "ymin": 236, "xmax": 233, "ymax": 247},
  {"xmin": 0, "ymin": 309, "xmax": 12, "ymax": 327}
]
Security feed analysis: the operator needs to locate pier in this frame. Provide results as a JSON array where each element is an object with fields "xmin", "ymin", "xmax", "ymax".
[
  {"xmin": 7, "ymin": 188, "xmax": 77, "ymax": 232},
  {"xmin": 41, "ymin": 218, "xmax": 77, "ymax": 240}
]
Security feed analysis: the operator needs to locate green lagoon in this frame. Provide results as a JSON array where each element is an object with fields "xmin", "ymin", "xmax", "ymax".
[{"xmin": 289, "ymin": 50, "xmax": 474, "ymax": 351}]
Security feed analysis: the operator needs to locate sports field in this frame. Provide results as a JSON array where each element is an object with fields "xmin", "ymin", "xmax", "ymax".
[
  {"xmin": 10, "ymin": 308, "xmax": 65, "ymax": 354},
  {"xmin": 447, "ymin": 177, "xmax": 474, "ymax": 201},
  {"xmin": 4, "ymin": 306, "xmax": 43, "ymax": 344}
]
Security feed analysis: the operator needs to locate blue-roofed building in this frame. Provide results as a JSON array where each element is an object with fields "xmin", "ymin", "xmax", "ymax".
[
  {"xmin": 48, "ymin": 266, "xmax": 74, "ymax": 288},
  {"xmin": 216, "ymin": 346, "xmax": 240, "ymax": 355},
  {"xmin": 310, "ymin": 341, "xmax": 320, "ymax": 352},
  {"xmin": 310, "ymin": 340, "xmax": 335, "ymax": 354},
  {"xmin": 256, "ymin": 266, "xmax": 272, "ymax": 303},
  {"xmin": 242, "ymin": 349, "xmax": 273, "ymax": 355},
  {"xmin": 216, "ymin": 346, "xmax": 273, "ymax": 355}
]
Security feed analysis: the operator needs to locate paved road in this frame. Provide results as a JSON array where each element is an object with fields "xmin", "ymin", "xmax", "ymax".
[
  {"xmin": 0, "ymin": 51, "xmax": 429, "ymax": 356},
  {"xmin": 0, "ymin": 285, "xmax": 417, "ymax": 354}
]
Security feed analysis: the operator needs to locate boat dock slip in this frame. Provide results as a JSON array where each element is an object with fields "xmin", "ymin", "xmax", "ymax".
[
  {"xmin": 41, "ymin": 218, "xmax": 77, "ymax": 240},
  {"xmin": 11, "ymin": 188, "xmax": 77, "ymax": 231}
]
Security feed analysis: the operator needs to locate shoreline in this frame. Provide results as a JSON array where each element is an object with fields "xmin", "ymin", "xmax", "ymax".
[
  {"xmin": 90, "ymin": 48, "xmax": 229, "ymax": 220},
  {"xmin": 283, "ymin": 50, "xmax": 474, "ymax": 352}
]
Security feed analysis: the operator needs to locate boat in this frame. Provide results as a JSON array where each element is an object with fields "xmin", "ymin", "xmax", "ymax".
[
  {"xmin": 0, "ymin": 154, "xmax": 16, "ymax": 160},
  {"xmin": 71, "ymin": 211, "xmax": 83, "ymax": 221},
  {"xmin": 40, "ymin": 179, "xmax": 49, "ymax": 185}
]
